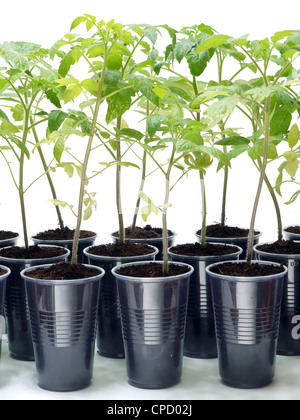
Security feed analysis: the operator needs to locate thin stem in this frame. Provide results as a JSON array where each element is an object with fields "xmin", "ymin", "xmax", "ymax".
[
  {"xmin": 199, "ymin": 170, "xmax": 207, "ymax": 247},
  {"xmin": 116, "ymin": 116, "xmax": 125, "ymax": 243},
  {"xmin": 19, "ymin": 109, "xmax": 30, "ymax": 249},
  {"xmin": 71, "ymin": 51, "xmax": 108, "ymax": 264},
  {"xmin": 30, "ymin": 118, "xmax": 65, "ymax": 230},
  {"xmin": 246, "ymin": 95, "xmax": 271, "ymax": 263},
  {"xmin": 163, "ymin": 143, "xmax": 176, "ymax": 276}
]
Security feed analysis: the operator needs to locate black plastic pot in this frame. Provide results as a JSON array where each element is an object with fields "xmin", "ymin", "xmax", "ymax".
[
  {"xmin": 0, "ymin": 246, "xmax": 70, "ymax": 361},
  {"xmin": 31, "ymin": 233, "xmax": 97, "ymax": 263},
  {"xmin": 254, "ymin": 242, "xmax": 300, "ymax": 356},
  {"xmin": 195, "ymin": 230, "xmax": 262, "ymax": 259},
  {"xmin": 111, "ymin": 231, "xmax": 177, "ymax": 261},
  {"xmin": 112, "ymin": 261, "xmax": 194, "ymax": 389},
  {"xmin": 206, "ymin": 260, "xmax": 287, "ymax": 389},
  {"xmin": 0, "ymin": 266, "xmax": 11, "ymax": 359},
  {"xmin": 21, "ymin": 264, "xmax": 104, "ymax": 392},
  {"xmin": 168, "ymin": 244, "xmax": 242, "ymax": 359},
  {"xmin": 83, "ymin": 245, "xmax": 158, "ymax": 359}
]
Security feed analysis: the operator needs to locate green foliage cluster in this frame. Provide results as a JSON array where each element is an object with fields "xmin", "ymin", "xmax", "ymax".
[{"xmin": 0, "ymin": 15, "xmax": 299, "ymax": 268}]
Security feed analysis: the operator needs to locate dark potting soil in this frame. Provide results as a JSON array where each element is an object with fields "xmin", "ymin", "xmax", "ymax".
[
  {"xmin": 0, "ymin": 245, "xmax": 68, "ymax": 259},
  {"xmin": 25, "ymin": 261, "xmax": 100, "ymax": 280},
  {"xmin": 209, "ymin": 261, "xmax": 285, "ymax": 277},
  {"xmin": 116, "ymin": 262, "xmax": 190, "ymax": 278},
  {"xmin": 169, "ymin": 242, "xmax": 240, "ymax": 257},
  {"xmin": 256, "ymin": 240, "xmax": 300, "ymax": 255},
  {"xmin": 285, "ymin": 226, "xmax": 300, "ymax": 235},
  {"xmin": 32, "ymin": 226, "xmax": 96, "ymax": 240},
  {"xmin": 0, "ymin": 230, "xmax": 18, "ymax": 240},
  {"xmin": 88, "ymin": 241, "xmax": 155, "ymax": 257},
  {"xmin": 112, "ymin": 225, "xmax": 173, "ymax": 239},
  {"xmin": 0, "ymin": 268, "xmax": 7, "ymax": 276},
  {"xmin": 197, "ymin": 224, "xmax": 259, "ymax": 238}
]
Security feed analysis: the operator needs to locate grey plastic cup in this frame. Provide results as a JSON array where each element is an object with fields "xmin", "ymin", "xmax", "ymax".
[
  {"xmin": 83, "ymin": 245, "xmax": 158, "ymax": 359},
  {"xmin": 112, "ymin": 260, "xmax": 194, "ymax": 389},
  {"xmin": 21, "ymin": 263, "xmax": 104, "ymax": 392},
  {"xmin": 206, "ymin": 260, "xmax": 287, "ymax": 389},
  {"xmin": 0, "ymin": 266, "xmax": 11, "ymax": 358},
  {"xmin": 254, "ymin": 242, "xmax": 300, "ymax": 356},
  {"xmin": 168, "ymin": 243, "xmax": 243, "ymax": 359}
]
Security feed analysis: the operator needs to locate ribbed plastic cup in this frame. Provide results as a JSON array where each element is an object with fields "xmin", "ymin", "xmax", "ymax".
[
  {"xmin": 84, "ymin": 245, "xmax": 158, "ymax": 359},
  {"xmin": 168, "ymin": 244, "xmax": 243, "ymax": 359},
  {"xmin": 112, "ymin": 261, "xmax": 194, "ymax": 389},
  {"xmin": 206, "ymin": 260, "xmax": 287, "ymax": 389},
  {"xmin": 0, "ymin": 266, "xmax": 11, "ymax": 359},
  {"xmin": 0, "ymin": 246, "xmax": 70, "ymax": 361},
  {"xmin": 31, "ymin": 233, "xmax": 98, "ymax": 264},
  {"xmin": 21, "ymin": 264, "xmax": 104, "ymax": 392},
  {"xmin": 254, "ymin": 242, "xmax": 300, "ymax": 356},
  {"xmin": 283, "ymin": 225, "xmax": 300, "ymax": 241},
  {"xmin": 195, "ymin": 230, "xmax": 262, "ymax": 260}
]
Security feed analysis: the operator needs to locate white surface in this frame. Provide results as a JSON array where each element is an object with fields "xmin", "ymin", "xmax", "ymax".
[{"xmin": 0, "ymin": 336, "xmax": 299, "ymax": 400}]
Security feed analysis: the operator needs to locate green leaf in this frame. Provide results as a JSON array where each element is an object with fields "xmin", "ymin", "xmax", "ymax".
[
  {"xmin": 270, "ymin": 107, "xmax": 292, "ymax": 136},
  {"xmin": 45, "ymin": 90, "xmax": 61, "ymax": 108},
  {"xmin": 285, "ymin": 190, "xmax": 300, "ymax": 205},
  {"xmin": 174, "ymin": 38, "xmax": 195, "ymax": 63},
  {"xmin": 11, "ymin": 137, "xmax": 30, "ymax": 159},
  {"xmin": 119, "ymin": 128, "xmax": 143, "ymax": 141},
  {"xmin": 271, "ymin": 30, "xmax": 297, "ymax": 43},
  {"xmin": 107, "ymin": 54, "xmax": 123, "ymax": 70},
  {"xmin": 58, "ymin": 51, "xmax": 75, "ymax": 77},
  {"xmin": 70, "ymin": 16, "xmax": 87, "ymax": 31},
  {"xmin": 288, "ymin": 123, "xmax": 300, "ymax": 148},
  {"xmin": 48, "ymin": 110, "xmax": 68, "ymax": 133},
  {"xmin": 106, "ymin": 89, "xmax": 132, "ymax": 123},
  {"xmin": 195, "ymin": 35, "xmax": 232, "ymax": 54},
  {"xmin": 152, "ymin": 85, "xmax": 166, "ymax": 99},
  {"xmin": 0, "ymin": 121, "xmax": 21, "ymax": 135},
  {"xmin": 81, "ymin": 79, "xmax": 99, "ymax": 96},
  {"xmin": 215, "ymin": 136, "xmax": 250, "ymax": 146},
  {"xmin": 204, "ymin": 97, "xmax": 238, "ymax": 126},
  {"xmin": 147, "ymin": 115, "xmax": 164, "ymax": 138},
  {"xmin": 53, "ymin": 136, "xmax": 65, "ymax": 163},
  {"xmin": 63, "ymin": 84, "xmax": 82, "ymax": 103},
  {"xmin": 187, "ymin": 50, "xmax": 211, "ymax": 77}
]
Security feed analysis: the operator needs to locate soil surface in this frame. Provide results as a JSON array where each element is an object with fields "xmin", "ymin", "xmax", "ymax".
[
  {"xmin": 116, "ymin": 262, "xmax": 190, "ymax": 278},
  {"xmin": 87, "ymin": 242, "xmax": 155, "ymax": 257},
  {"xmin": 197, "ymin": 224, "xmax": 259, "ymax": 238},
  {"xmin": 32, "ymin": 226, "xmax": 96, "ymax": 240},
  {"xmin": 209, "ymin": 261, "xmax": 285, "ymax": 277},
  {"xmin": 256, "ymin": 240, "xmax": 300, "ymax": 255},
  {"xmin": 0, "ymin": 245, "xmax": 68, "ymax": 259},
  {"xmin": 112, "ymin": 225, "xmax": 174, "ymax": 239},
  {"xmin": 0, "ymin": 231, "xmax": 18, "ymax": 240},
  {"xmin": 285, "ymin": 226, "xmax": 300, "ymax": 235},
  {"xmin": 25, "ymin": 261, "xmax": 101, "ymax": 280},
  {"xmin": 169, "ymin": 242, "xmax": 240, "ymax": 256}
]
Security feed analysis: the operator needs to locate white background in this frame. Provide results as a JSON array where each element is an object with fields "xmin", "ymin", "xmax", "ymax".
[{"xmin": 0, "ymin": 0, "xmax": 300, "ymax": 401}]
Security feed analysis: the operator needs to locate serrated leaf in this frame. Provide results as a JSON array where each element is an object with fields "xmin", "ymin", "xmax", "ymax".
[
  {"xmin": 63, "ymin": 84, "xmax": 82, "ymax": 103},
  {"xmin": 215, "ymin": 136, "xmax": 250, "ymax": 146},
  {"xmin": 195, "ymin": 35, "xmax": 232, "ymax": 54},
  {"xmin": 81, "ymin": 78, "xmax": 99, "ymax": 96},
  {"xmin": 288, "ymin": 123, "xmax": 300, "ymax": 148},
  {"xmin": 48, "ymin": 110, "xmax": 68, "ymax": 133},
  {"xmin": 53, "ymin": 136, "xmax": 65, "ymax": 163}
]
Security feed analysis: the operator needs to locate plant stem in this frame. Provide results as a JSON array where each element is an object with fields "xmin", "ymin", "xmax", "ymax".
[
  {"xmin": 30, "ymin": 119, "xmax": 65, "ymax": 230},
  {"xmin": 246, "ymin": 95, "xmax": 271, "ymax": 263},
  {"xmin": 219, "ymin": 122, "xmax": 228, "ymax": 227},
  {"xmin": 163, "ymin": 143, "xmax": 176, "ymax": 276},
  {"xmin": 199, "ymin": 170, "xmax": 207, "ymax": 247},
  {"xmin": 116, "ymin": 116, "xmax": 125, "ymax": 243},
  {"xmin": 19, "ymin": 109, "xmax": 30, "ymax": 249},
  {"xmin": 71, "ymin": 52, "xmax": 108, "ymax": 264}
]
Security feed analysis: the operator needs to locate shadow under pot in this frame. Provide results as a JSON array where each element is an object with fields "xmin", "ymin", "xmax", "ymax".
[
  {"xmin": 112, "ymin": 260, "xmax": 194, "ymax": 389},
  {"xmin": 168, "ymin": 243, "xmax": 243, "ymax": 359},
  {"xmin": 21, "ymin": 262, "xmax": 104, "ymax": 392},
  {"xmin": 206, "ymin": 260, "xmax": 287, "ymax": 389},
  {"xmin": 110, "ymin": 226, "xmax": 177, "ymax": 261},
  {"xmin": 195, "ymin": 225, "xmax": 262, "ymax": 260},
  {"xmin": 0, "ymin": 266, "xmax": 11, "ymax": 359},
  {"xmin": 254, "ymin": 241, "xmax": 300, "ymax": 356},
  {"xmin": 31, "ymin": 228, "xmax": 97, "ymax": 264},
  {"xmin": 83, "ymin": 243, "xmax": 158, "ymax": 359},
  {"xmin": 0, "ymin": 245, "xmax": 70, "ymax": 361}
]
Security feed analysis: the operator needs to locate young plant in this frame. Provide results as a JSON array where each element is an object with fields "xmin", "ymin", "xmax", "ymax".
[
  {"xmin": 0, "ymin": 41, "xmax": 66, "ymax": 247},
  {"xmin": 192, "ymin": 30, "xmax": 300, "ymax": 262}
]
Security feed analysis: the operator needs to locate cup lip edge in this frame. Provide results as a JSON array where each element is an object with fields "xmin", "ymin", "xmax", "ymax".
[
  {"xmin": 194, "ymin": 229, "xmax": 263, "ymax": 241},
  {"xmin": 0, "ymin": 245, "xmax": 70, "ymax": 264},
  {"xmin": 168, "ymin": 242, "xmax": 243, "ymax": 260},
  {"xmin": 20, "ymin": 263, "xmax": 105, "ymax": 285},
  {"xmin": 253, "ymin": 241, "xmax": 300, "ymax": 258},
  {"xmin": 83, "ymin": 244, "xmax": 159, "ymax": 261},
  {"xmin": 111, "ymin": 260, "xmax": 194, "ymax": 282},
  {"xmin": 30, "ymin": 232, "xmax": 98, "ymax": 244},
  {"xmin": 206, "ymin": 259, "xmax": 288, "ymax": 281}
]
